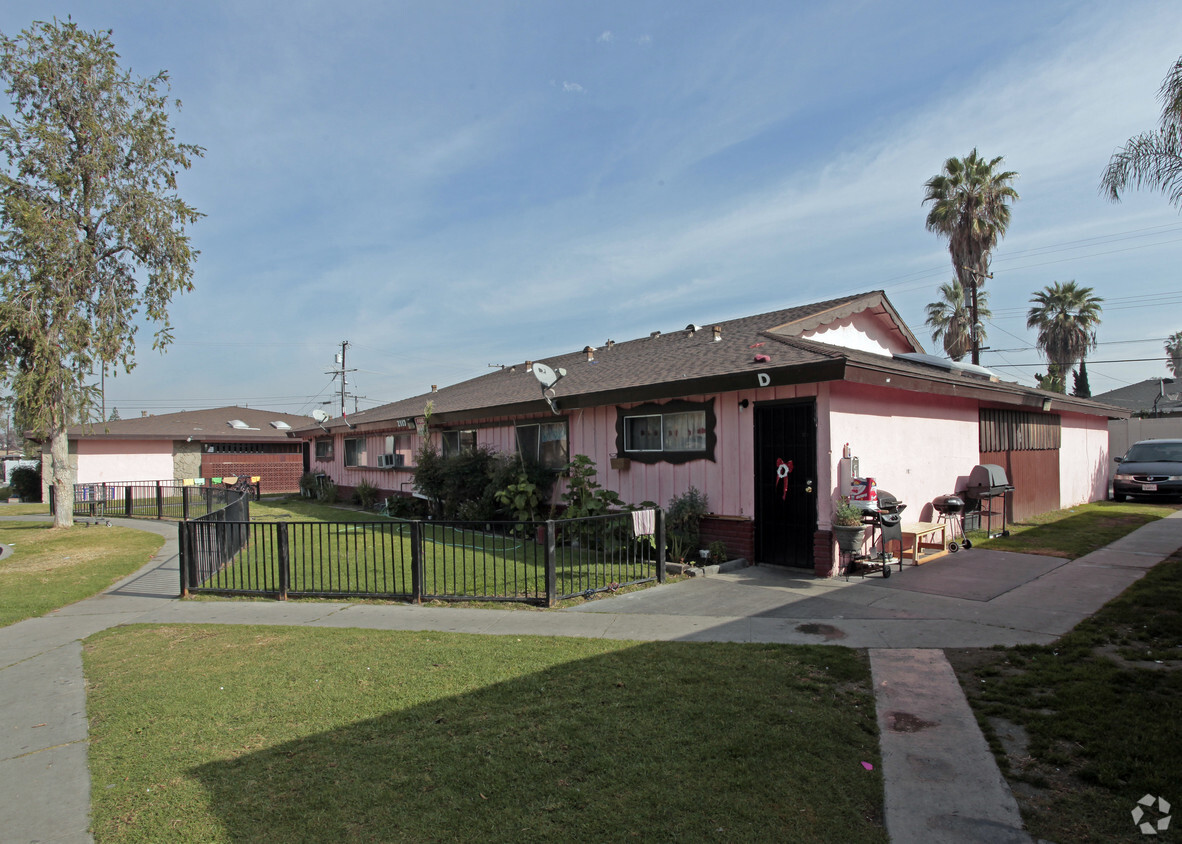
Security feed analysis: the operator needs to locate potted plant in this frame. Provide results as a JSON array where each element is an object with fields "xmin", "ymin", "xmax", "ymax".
[{"xmin": 832, "ymin": 497, "xmax": 867, "ymax": 553}]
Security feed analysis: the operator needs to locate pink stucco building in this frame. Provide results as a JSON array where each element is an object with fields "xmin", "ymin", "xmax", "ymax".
[{"xmin": 297, "ymin": 291, "xmax": 1122, "ymax": 575}]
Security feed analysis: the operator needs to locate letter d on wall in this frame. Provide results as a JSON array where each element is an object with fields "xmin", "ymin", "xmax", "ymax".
[{"xmin": 757, "ymin": 372, "xmax": 771, "ymax": 387}]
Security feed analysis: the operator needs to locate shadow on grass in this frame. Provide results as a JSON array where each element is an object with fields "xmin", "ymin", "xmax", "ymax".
[{"xmin": 183, "ymin": 640, "xmax": 885, "ymax": 844}]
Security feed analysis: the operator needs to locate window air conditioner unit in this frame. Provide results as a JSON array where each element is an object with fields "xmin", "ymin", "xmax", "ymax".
[{"xmin": 377, "ymin": 454, "xmax": 403, "ymax": 468}]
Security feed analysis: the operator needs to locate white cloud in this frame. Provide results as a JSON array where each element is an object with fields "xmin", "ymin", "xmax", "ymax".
[
  {"xmin": 597, "ymin": 30, "xmax": 613, "ymax": 43},
  {"xmin": 562, "ymin": 81, "xmax": 585, "ymax": 94}
]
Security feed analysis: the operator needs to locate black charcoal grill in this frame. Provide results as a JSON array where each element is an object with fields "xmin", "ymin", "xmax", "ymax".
[
  {"xmin": 962, "ymin": 464, "xmax": 1014, "ymax": 538},
  {"xmin": 932, "ymin": 494, "xmax": 971, "ymax": 551},
  {"xmin": 846, "ymin": 490, "xmax": 907, "ymax": 578}
]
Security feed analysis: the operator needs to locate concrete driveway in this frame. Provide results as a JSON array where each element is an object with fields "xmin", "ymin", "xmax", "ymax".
[{"xmin": 563, "ymin": 520, "xmax": 1182, "ymax": 648}]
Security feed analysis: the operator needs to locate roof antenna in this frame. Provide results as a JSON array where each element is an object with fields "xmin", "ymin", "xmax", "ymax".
[{"xmin": 531, "ymin": 362, "xmax": 567, "ymax": 415}]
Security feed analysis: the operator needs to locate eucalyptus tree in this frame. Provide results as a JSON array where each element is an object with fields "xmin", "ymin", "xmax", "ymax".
[
  {"xmin": 923, "ymin": 149, "xmax": 1018, "ymax": 364},
  {"xmin": 0, "ymin": 20, "xmax": 202, "ymax": 526},
  {"xmin": 1026, "ymin": 282, "xmax": 1103, "ymax": 394},
  {"xmin": 924, "ymin": 279, "xmax": 991, "ymax": 361},
  {"xmin": 1101, "ymin": 55, "xmax": 1182, "ymax": 208}
]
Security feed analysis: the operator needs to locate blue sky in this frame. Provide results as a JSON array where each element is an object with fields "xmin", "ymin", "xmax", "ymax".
[{"xmin": 2, "ymin": 1, "xmax": 1180, "ymax": 417}]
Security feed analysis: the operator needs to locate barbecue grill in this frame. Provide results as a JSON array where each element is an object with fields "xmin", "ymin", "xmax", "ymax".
[
  {"xmin": 962, "ymin": 463, "xmax": 1014, "ymax": 538},
  {"xmin": 845, "ymin": 490, "xmax": 907, "ymax": 578},
  {"xmin": 932, "ymin": 493, "xmax": 971, "ymax": 551}
]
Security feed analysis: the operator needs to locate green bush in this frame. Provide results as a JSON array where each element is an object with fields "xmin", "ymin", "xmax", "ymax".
[
  {"xmin": 415, "ymin": 445, "xmax": 555, "ymax": 521},
  {"xmin": 298, "ymin": 472, "xmax": 321, "ymax": 499},
  {"xmin": 667, "ymin": 486, "xmax": 709, "ymax": 562},
  {"xmin": 708, "ymin": 540, "xmax": 728, "ymax": 563},
  {"xmin": 315, "ymin": 478, "xmax": 338, "ymax": 504},
  {"xmin": 383, "ymin": 495, "xmax": 427, "ymax": 519},
  {"xmin": 10, "ymin": 466, "xmax": 42, "ymax": 502},
  {"xmin": 354, "ymin": 479, "xmax": 379, "ymax": 509}
]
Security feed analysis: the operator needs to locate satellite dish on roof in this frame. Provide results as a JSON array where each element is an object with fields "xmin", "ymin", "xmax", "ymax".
[
  {"xmin": 312, "ymin": 409, "xmax": 330, "ymax": 423},
  {"xmin": 531, "ymin": 362, "xmax": 567, "ymax": 415},
  {"xmin": 532, "ymin": 362, "xmax": 566, "ymax": 389}
]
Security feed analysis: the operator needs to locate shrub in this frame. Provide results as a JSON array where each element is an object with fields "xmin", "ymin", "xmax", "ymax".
[
  {"xmin": 833, "ymin": 497, "xmax": 865, "ymax": 527},
  {"xmin": 298, "ymin": 472, "xmax": 321, "ymax": 498},
  {"xmin": 415, "ymin": 445, "xmax": 555, "ymax": 522},
  {"xmin": 10, "ymin": 466, "xmax": 42, "ymax": 502},
  {"xmin": 316, "ymin": 478, "xmax": 338, "ymax": 504},
  {"xmin": 667, "ymin": 486, "xmax": 709, "ymax": 562},
  {"xmin": 495, "ymin": 472, "xmax": 544, "ymax": 524},
  {"xmin": 708, "ymin": 540, "xmax": 728, "ymax": 563},
  {"xmin": 354, "ymin": 479, "xmax": 379, "ymax": 510},
  {"xmin": 561, "ymin": 455, "xmax": 622, "ymax": 519}
]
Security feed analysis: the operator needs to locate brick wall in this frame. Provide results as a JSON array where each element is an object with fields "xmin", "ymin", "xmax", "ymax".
[
  {"xmin": 199, "ymin": 459, "xmax": 303, "ymax": 494},
  {"xmin": 813, "ymin": 530, "xmax": 836, "ymax": 577},
  {"xmin": 700, "ymin": 515, "xmax": 754, "ymax": 561}
]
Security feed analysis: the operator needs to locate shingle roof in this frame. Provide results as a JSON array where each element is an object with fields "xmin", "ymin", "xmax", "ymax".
[
  {"xmin": 1093, "ymin": 378, "xmax": 1182, "ymax": 414},
  {"xmin": 299, "ymin": 290, "xmax": 1122, "ymax": 434},
  {"xmin": 65, "ymin": 406, "xmax": 315, "ymax": 442}
]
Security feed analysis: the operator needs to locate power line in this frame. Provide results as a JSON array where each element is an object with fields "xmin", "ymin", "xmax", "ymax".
[{"xmin": 989, "ymin": 356, "xmax": 1169, "ymax": 368}]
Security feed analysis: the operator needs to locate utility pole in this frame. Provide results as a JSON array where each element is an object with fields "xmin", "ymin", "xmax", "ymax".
[
  {"xmin": 960, "ymin": 266, "xmax": 993, "ymax": 366},
  {"xmin": 324, "ymin": 341, "xmax": 358, "ymax": 419}
]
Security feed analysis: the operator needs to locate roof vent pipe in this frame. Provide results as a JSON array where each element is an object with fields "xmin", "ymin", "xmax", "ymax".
[
  {"xmin": 525, "ymin": 361, "xmax": 533, "ymax": 372},
  {"xmin": 650, "ymin": 331, "xmax": 661, "ymax": 339},
  {"xmin": 605, "ymin": 339, "xmax": 615, "ymax": 349},
  {"xmin": 712, "ymin": 325, "xmax": 722, "ymax": 342},
  {"xmin": 584, "ymin": 346, "xmax": 596, "ymax": 361},
  {"xmin": 686, "ymin": 323, "xmax": 701, "ymax": 336},
  {"xmin": 431, "ymin": 384, "xmax": 438, "ymax": 393}
]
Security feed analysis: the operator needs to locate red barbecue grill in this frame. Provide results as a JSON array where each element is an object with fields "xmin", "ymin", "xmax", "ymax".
[
  {"xmin": 962, "ymin": 464, "xmax": 1014, "ymax": 539},
  {"xmin": 932, "ymin": 493, "xmax": 971, "ymax": 552}
]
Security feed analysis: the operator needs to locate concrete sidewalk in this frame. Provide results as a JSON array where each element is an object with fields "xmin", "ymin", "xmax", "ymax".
[{"xmin": 1, "ymin": 511, "xmax": 1180, "ymax": 842}]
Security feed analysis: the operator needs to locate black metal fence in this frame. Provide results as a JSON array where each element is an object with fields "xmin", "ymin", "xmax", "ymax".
[
  {"xmin": 179, "ymin": 509, "xmax": 666, "ymax": 607},
  {"xmin": 180, "ymin": 489, "xmax": 253, "ymax": 588},
  {"xmin": 55, "ymin": 479, "xmax": 260, "ymax": 521}
]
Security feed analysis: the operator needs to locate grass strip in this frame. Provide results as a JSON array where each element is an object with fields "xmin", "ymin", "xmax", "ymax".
[
  {"xmin": 84, "ymin": 626, "xmax": 886, "ymax": 843},
  {"xmin": 968, "ymin": 500, "xmax": 1177, "ymax": 558},
  {"xmin": 951, "ymin": 543, "xmax": 1182, "ymax": 842},
  {"xmin": 0, "ymin": 521, "xmax": 164, "ymax": 627}
]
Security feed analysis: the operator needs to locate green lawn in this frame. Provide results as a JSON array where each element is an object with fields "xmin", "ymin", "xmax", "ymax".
[
  {"xmin": 0, "ymin": 501, "xmax": 51, "ymax": 517},
  {"xmin": 198, "ymin": 498, "xmax": 656, "ymax": 602},
  {"xmin": 966, "ymin": 499, "xmax": 1178, "ymax": 558},
  {"xmin": 949, "ymin": 504, "xmax": 1182, "ymax": 842},
  {"xmin": 83, "ymin": 626, "xmax": 886, "ymax": 844},
  {"xmin": 0, "ymin": 521, "xmax": 164, "ymax": 626}
]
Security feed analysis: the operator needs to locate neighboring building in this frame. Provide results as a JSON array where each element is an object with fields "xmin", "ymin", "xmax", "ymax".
[
  {"xmin": 1093, "ymin": 378, "xmax": 1182, "ymax": 417},
  {"xmin": 295, "ymin": 291, "xmax": 1123, "ymax": 575},
  {"xmin": 37, "ymin": 406, "xmax": 313, "ymax": 494}
]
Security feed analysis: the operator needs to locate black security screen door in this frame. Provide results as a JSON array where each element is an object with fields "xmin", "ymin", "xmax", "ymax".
[{"xmin": 754, "ymin": 401, "xmax": 818, "ymax": 567}]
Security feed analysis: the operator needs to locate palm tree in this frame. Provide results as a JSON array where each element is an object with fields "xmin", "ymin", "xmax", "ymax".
[
  {"xmin": 924, "ymin": 279, "xmax": 991, "ymax": 361},
  {"xmin": 1101, "ymin": 56, "xmax": 1182, "ymax": 209},
  {"xmin": 923, "ymin": 149, "xmax": 1019, "ymax": 364},
  {"xmin": 1166, "ymin": 331, "xmax": 1182, "ymax": 377},
  {"xmin": 1026, "ymin": 281, "xmax": 1103, "ymax": 393}
]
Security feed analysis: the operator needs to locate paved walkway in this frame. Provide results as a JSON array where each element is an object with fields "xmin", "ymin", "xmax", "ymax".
[{"xmin": 2, "ymin": 511, "xmax": 1180, "ymax": 842}]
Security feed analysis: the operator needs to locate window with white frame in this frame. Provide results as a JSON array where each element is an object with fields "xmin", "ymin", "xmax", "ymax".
[
  {"xmin": 616, "ymin": 399, "xmax": 716, "ymax": 464},
  {"xmin": 344, "ymin": 437, "xmax": 366, "ymax": 467},
  {"xmin": 382, "ymin": 434, "xmax": 414, "ymax": 467},
  {"xmin": 314, "ymin": 438, "xmax": 333, "ymax": 461},
  {"xmin": 441, "ymin": 429, "xmax": 477, "ymax": 458},
  {"xmin": 515, "ymin": 419, "xmax": 569, "ymax": 471}
]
